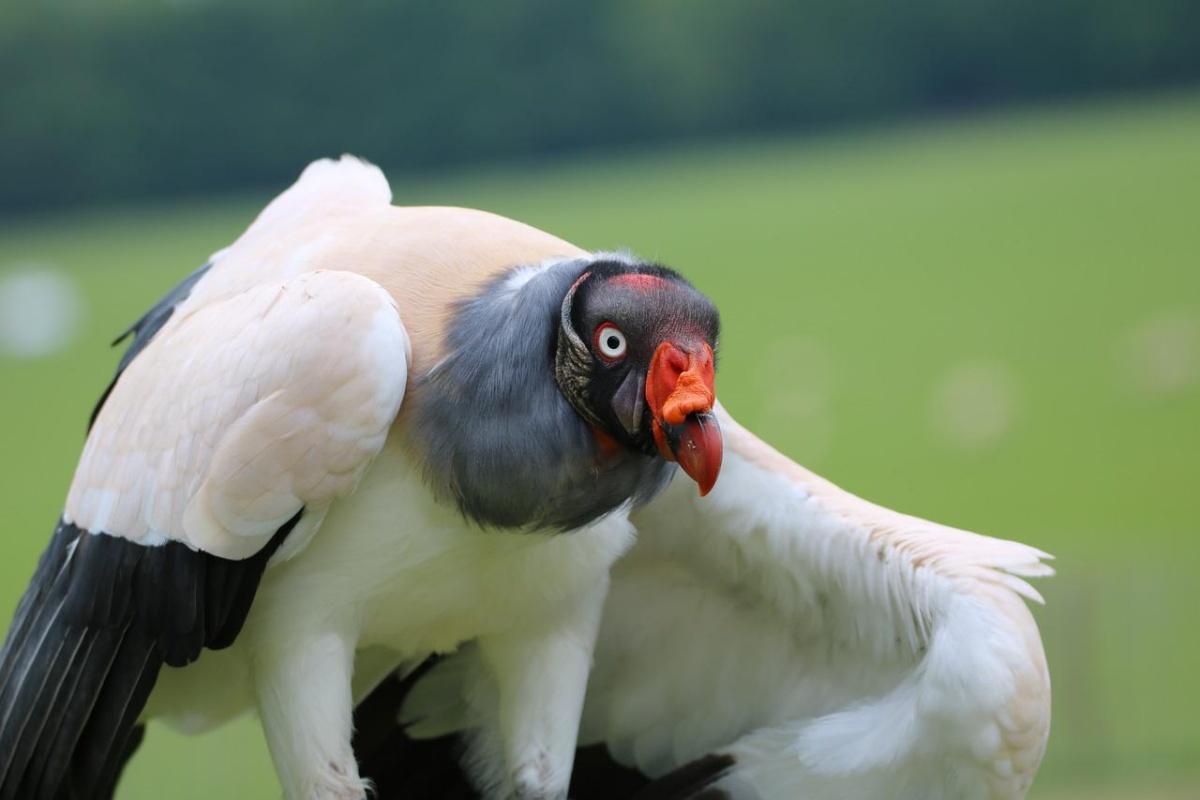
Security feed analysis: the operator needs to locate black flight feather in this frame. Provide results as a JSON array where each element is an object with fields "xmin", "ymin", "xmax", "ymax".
[
  {"xmin": 0, "ymin": 520, "xmax": 296, "ymax": 800},
  {"xmin": 0, "ymin": 261, "xmax": 297, "ymax": 799},
  {"xmin": 351, "ymin": 666, "xmax": 477, "ymax": 800},
  {"xmin": 0, "ymin": 518, "xmax": 297, "ymax": 800},
  {"xmin": 350, "ymin": 659, "xmax": 740, "ymax": 800},
  {"xmin": 0, "ymin": 522, "xmax": 74, "ymax": 693}
]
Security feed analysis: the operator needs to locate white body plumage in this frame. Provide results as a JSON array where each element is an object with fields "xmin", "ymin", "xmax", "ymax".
[
  {"xmin": 146, "ymin": 437, "xmax": 634, "ymax": 799},
  {"xmin": 404, "ymin": 408, "xmax": 1053, "ymax": 799}
]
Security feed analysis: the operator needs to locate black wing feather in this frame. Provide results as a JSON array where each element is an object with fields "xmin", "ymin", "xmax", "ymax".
[
  {"xmin": 351, "ymin": 665, "xmax": 477, "ymax": 800},
  {"xmin": 23, "ymin": 628, "xmax": 109, "ymax": 798},
  {"xmin": 0, "ymin": 263, "xmax": 301, "ymax": 799},
  {"xmin": 0, "ymin": 522, "xmax": 74, "ymax": 693},
  {"xmin": 350, "ymin": 662, "xmax": 738, "ymax": 800},
  {"xmin": 0, "ymin": 519, "xmax": 296, "ymax": 799}
]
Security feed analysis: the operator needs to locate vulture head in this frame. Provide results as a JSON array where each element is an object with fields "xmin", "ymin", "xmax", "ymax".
[
  {"xmin": 554, "ymin": 258, "xmax": 722, "ymax": 496},
  {"xmin": 415, "ymin": 253, "xmax": 722, "ymax": 530}
]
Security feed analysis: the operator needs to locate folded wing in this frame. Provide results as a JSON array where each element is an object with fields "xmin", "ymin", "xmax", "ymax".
[
  {"xmin": 0, "ymin": 158, "xmax": 409, "ymax": 800},
  {"xmin": 70, "ymin": 268, "xmax": 409, "ymax": 560}
]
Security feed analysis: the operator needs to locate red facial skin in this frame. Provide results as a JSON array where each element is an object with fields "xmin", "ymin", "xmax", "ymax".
[
  {"xmin": 578, "ymin": 269, "xmax": 722, "ymax": 494},
  {"xmin": 608, "ymin": 273, "xmax": 672, "ymax": 292},
  {"xmin": 645, "ymin": 341, "xmax": 722, "ymax": 495}
]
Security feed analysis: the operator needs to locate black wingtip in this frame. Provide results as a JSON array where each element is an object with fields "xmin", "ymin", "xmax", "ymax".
[{"xmin": 0, "ymin": 512, "xmax": 297, "ymax": 800}]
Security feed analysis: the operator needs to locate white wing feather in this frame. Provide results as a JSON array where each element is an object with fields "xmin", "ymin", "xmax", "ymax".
[
  {"xmin": 579, "ymin": 403, "xmax": 1052, "ymax": 799},
  {"xmin": 67, "ymin": 269, "xmax": 409, "ymax": 560},
  {"xmin": 64, "ymin": 157, "xmax": 409, "ymax": 560}
]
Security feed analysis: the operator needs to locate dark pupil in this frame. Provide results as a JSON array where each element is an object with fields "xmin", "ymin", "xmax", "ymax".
[{"xmin": 605, "ymin": 335, "xmax": 621, "ymax": 351}]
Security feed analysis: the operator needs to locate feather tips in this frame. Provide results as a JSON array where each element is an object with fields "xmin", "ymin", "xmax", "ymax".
[{"xmin": 708, "ymin": 404, "xmax": 1054, "ymax": 655}]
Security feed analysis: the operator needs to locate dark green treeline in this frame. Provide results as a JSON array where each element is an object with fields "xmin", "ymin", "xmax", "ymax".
[{"xmin": 2, "ymin": 0, "xmax": 1198, "ymax": 211}]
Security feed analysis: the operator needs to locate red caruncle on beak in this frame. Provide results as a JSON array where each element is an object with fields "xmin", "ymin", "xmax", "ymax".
[{"xmin": 646, "ymin": 341, "xmax": 723, "ymax": 496}]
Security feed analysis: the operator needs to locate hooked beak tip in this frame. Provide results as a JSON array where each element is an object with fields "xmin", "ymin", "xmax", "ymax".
[{"xmin": 659, "ymin": 411, "xmax": 723, "ymax": 496}]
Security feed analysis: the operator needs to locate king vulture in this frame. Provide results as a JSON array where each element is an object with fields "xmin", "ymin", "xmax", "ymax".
[
  {"xmin": 353, "ymin": 345, "xmax": 1055, "ymax": 792},
  {"xmin": 0, "ymin": 156, "xmax": 726, "ymax": 799}
]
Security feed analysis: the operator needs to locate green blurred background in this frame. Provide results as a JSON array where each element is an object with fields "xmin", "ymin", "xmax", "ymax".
[{"xmin": 2, "ymin": 2, "xmax": 1198, "ymax": 798}]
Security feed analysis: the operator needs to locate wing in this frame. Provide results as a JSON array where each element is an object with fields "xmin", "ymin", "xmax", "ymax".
[
  {"xmin": 0, "ymin": 161, "xmax": 409, "ymax": 800},
  {"xmin": 358, "ymin": 404, "xmax": 1051, "ymax": 799},
  {"xmin": 576, "ymin": 403, "xmax": 1053, "ymax": 799},
  {"xmin": 69, "ymin": 268, "xmax": 408, "ymax": 560}
]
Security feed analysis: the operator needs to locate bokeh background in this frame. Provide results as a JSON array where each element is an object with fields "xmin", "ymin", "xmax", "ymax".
[{"xmin": 2, "ymin": 2, "xmax": 1199, "ymax": 797}]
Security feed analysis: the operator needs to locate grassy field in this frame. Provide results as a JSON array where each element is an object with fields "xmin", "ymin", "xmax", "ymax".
[{"xmin": 1, "ymin": 92, "xmax": 1198, "ymax": 798}]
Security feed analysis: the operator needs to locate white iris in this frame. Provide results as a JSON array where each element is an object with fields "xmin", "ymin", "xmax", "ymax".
[{"xmin": 598, "ymin": 325, "xmax": 627, "ymax": 359}]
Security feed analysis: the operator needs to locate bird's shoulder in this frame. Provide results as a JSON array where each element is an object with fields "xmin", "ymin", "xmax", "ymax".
[
  {"xmin": 70, "ymin": 268, "xmax": 409, "ymax": 559},
  {"xmin": 188, "ymin": 157, "xmax": 587, "ymax": 372}
]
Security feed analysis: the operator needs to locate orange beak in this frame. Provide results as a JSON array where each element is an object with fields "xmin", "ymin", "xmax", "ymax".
[{"xmin": 646, "ymin": 341, "xmax": 723, "ymax": 496}]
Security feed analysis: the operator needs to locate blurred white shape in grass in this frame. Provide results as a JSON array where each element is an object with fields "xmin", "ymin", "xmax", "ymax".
[
  {"xmin": 0, "ymin": 265, "xmax": 84, "ymax": 359},
  {"xmin": 757, "ymin": 336, "xmax": 835, "ymax": 464},
  {"xmin": 1116, "ymin": 311, "xmax": 1199, "ymax": 398},
  {"xmin": 930, "ymin": 359, "xmax": 1020, "ymax": 450}
]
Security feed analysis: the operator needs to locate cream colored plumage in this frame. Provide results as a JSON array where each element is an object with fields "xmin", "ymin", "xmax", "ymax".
[
  {"xmin": 69, "ymin": 270, "xmax": 408, "ymax": 559},
  {"xmin": 3, "ymin": 156, "xmax": 653, "ymax": 800},
  {"xmin": 66, "ymin": 156, "xmax": 585, "ymax": 551},
  {"xmin": 2, "ymin": 154, "xmax": 1053, "ymax": 800}
]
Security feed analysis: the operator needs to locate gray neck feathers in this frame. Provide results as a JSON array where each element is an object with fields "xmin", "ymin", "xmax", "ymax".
[{"xmin": 408, "ymin": 258, "xmax": 672, "ymax": 531}]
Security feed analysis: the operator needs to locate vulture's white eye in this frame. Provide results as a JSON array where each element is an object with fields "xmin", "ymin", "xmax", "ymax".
[{"xmin": 594, "ymin": 324, "xmax": 627, "ymax": 362}]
